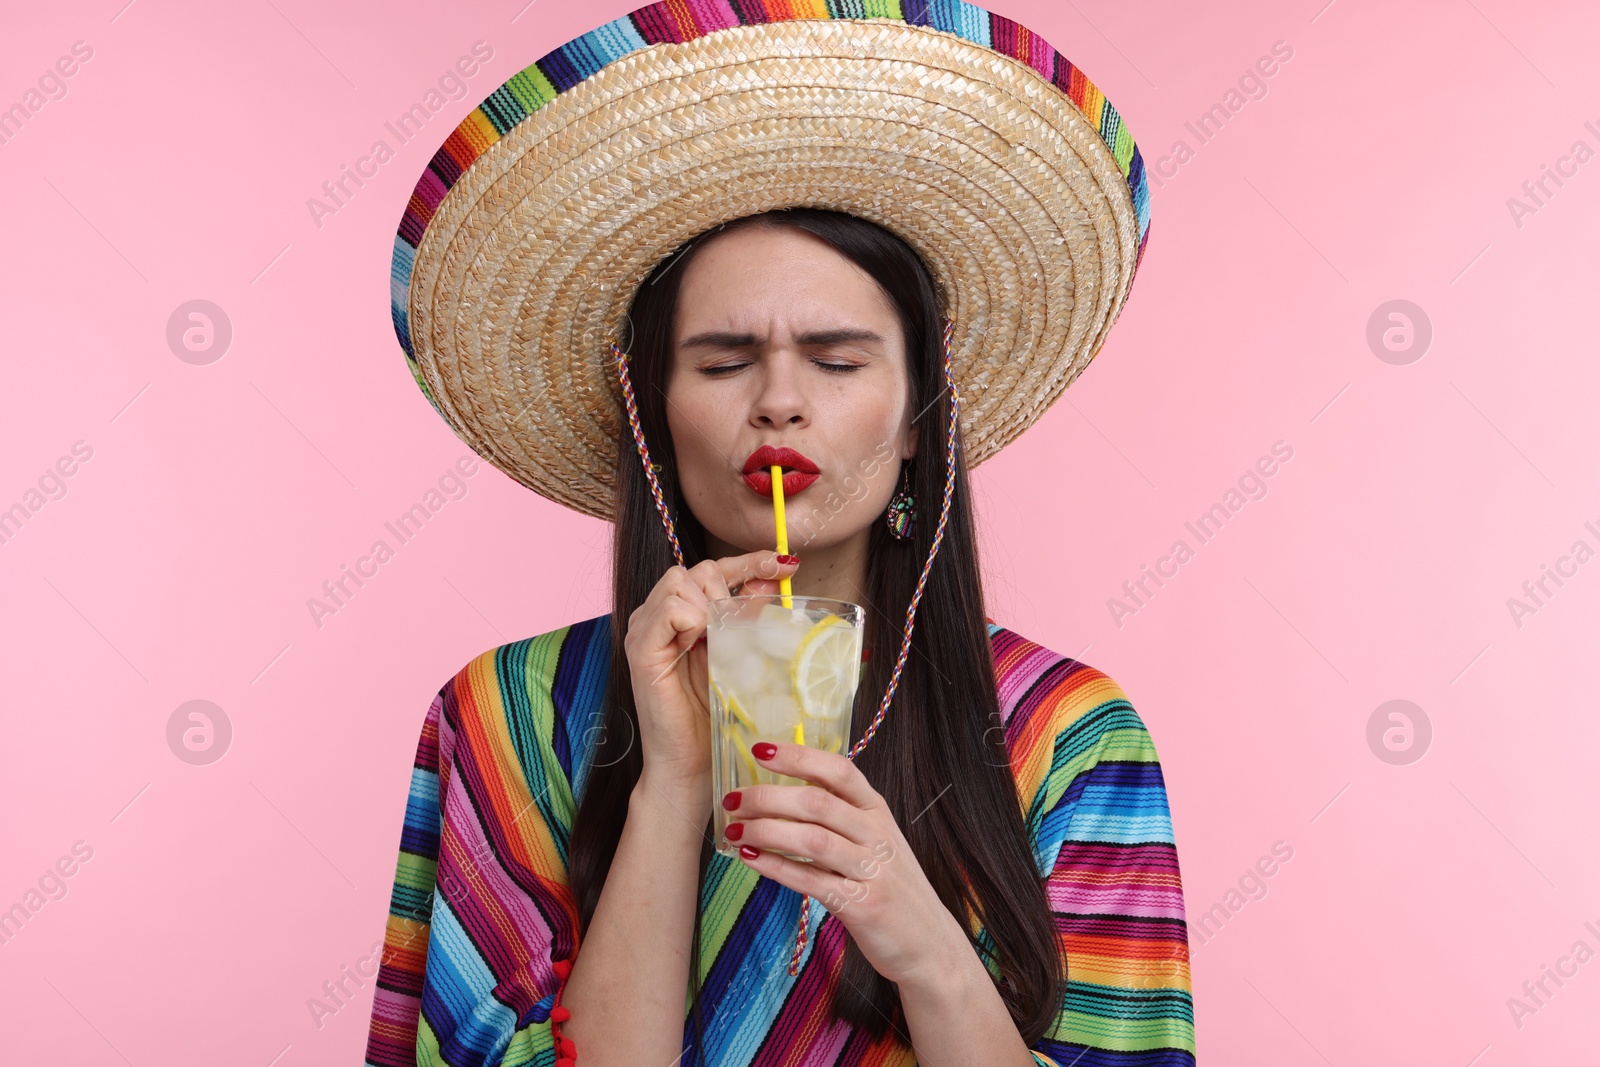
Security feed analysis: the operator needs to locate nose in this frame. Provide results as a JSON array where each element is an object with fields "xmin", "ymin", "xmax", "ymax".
[{"xmin": 749, "ymin": 349, "xmax": 808, "ymax": 430}]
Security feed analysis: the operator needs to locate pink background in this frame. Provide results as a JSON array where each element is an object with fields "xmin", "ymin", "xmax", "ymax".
[{"xmin": 2, "ymin": 0, "xmax": 1596, "ymax": 1062}]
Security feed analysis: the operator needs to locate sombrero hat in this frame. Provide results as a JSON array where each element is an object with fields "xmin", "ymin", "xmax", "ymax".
[{"xmin": 391, "ymin": 0, "xmax": 1151, "ymax": 521}]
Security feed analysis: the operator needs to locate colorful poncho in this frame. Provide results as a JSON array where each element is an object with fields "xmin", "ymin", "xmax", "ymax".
[{"xmin": 363, "ymin": 615, "xmax": 1196, "ymax": 1065}]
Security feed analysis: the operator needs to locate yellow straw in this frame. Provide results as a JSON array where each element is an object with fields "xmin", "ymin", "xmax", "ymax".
[
  {"xmin": 771, "ymin": 464, "xmax": 804, "ymax": 746},
  {"xmin": 770, "ymin": 464, "xmax": 793, "ymax": 609}
]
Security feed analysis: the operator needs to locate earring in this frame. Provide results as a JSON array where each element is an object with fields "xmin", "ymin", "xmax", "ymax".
[{"xmin": 886, "ymin": 463, "xmax": 915, "ymax": 540}]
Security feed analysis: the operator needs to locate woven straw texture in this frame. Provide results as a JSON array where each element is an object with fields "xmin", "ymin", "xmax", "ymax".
[{"xmin": 396, "ymin": 2, "xmax": 1149, "ymax": 520}]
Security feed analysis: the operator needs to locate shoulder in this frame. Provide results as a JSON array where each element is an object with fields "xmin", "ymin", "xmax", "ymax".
[
  {"xmin": 987, "ymin": 622, "xmax": 1175, "ymax": 875},
  {"xmin": 432, "ymin": 613, "xmax": 615, "ymax": 797},
  {"xmin": 448, "ymin": 612, "xmax": 613, "ymax": 695},
  {"xmin": 443, "ymin": 613, "xmax": 613, "ymax": 714},
  {"xmin": 986, "ymin": 621, "xmax": 1167, "ymax": 832}
]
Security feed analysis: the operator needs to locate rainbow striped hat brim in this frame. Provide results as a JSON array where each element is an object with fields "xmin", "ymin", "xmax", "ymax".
[{"xmin": 394, "ymin": 0, "xmax": 1150, "ymax": 520}]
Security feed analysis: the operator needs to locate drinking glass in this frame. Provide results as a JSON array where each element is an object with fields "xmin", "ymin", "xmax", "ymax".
[{"xmin": 706, "ymin": 594, "xmax": 865, "ymax": 858}]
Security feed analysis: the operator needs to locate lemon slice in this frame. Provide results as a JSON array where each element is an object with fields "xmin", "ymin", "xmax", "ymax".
[
  {"xmin": 735, "ymin": 728, "xmax": 763, "ymax": 784},
  {"xmin": 725, "ymin": 690, "xmax": 757, "ymax": 733},
  {"xmin": 715, "ymin": 683, "xmax": 769, "ymax": 784},
  {"xmin": 789, "ymin": 615, "xmax": 859, "ymax": 722}
]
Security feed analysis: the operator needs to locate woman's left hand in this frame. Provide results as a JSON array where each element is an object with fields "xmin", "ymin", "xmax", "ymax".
[{"xmin": 723, "ymin": 741, "xmax": 964, "ymax": 987}]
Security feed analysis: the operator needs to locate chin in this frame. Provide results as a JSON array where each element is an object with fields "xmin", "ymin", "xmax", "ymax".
[
  {"xmin": 692, "ymin": 486, "xmax": 877, "ymax": 557},
  {"xmin": 693, "ymin": 509, "xmax": 773, "ymax": 557}
]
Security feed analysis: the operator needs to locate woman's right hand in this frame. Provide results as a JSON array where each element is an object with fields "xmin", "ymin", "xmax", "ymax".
[{"xmin": 624, "ymin": 549, "xmax": 800, "ymax": 797}]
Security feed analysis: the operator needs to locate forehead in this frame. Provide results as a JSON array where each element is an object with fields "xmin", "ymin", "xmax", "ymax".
[{"xmin": 674, "ymin": 225, "xmax": 898, "ymax": 333}]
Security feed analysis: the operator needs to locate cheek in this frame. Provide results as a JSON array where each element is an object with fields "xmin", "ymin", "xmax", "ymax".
[
  {"xmin": 838, "ymin": 471, "xmax": 871, "ymax": 504},
  {"xmin": 665, "ymin": 393, "xmax": 731, "ymax": 489},
  {"xmin": 853, "ymin": 396, "xmax": 909, "ymax": 464},
  {"xmin": 832, "ymin": 402, "xmax": 906, "ymax": 501}
]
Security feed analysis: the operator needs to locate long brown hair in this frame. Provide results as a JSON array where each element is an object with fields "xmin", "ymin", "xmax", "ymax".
[{"xmin": 566, "ymin": 208, "xmax": 1062, "ymax": 1053}]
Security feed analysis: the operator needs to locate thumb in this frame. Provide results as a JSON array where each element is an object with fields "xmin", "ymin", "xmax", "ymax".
[
  {"xmin": 738, "ymin": 576, "xmax": 785, "ymax": 598},
  {"xmin": 722, "ymin": 549, "xmax": 799, "ymax": 594}
]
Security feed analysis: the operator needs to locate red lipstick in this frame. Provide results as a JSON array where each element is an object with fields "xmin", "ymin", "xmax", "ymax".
[{"xmin": 741, "ymin": 444, "xmax": 820, "ymax": 498}]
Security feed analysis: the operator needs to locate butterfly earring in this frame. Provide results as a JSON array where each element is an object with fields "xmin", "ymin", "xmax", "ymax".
[{"xmin": 886, "ymin": 462, "xmax": 915, "ymax": 540}]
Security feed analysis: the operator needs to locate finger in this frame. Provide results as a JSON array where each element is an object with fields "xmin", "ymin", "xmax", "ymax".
[
  {"xmin": 729, "ymin": 812, "xmax": 889, "ymax": 883},
  {"xmin": 653, "ymin": 568, "xmax": 712, "ymax": 653},
  {"xmin": 629, "ymin": 566, "xmax": 704, "ymax": 644},
  {"xmin": 728, "ymin": 784, "xmax": 874, "ymax": 846},
  {"xmin": 633, "ymin": 589, "xmax": 708, "ymax": 664},
  {"xmin": 737, "ymin": 576, "xmax": 785, "ymax": 598},
  {"xmin": 735, "ymin": 845, "xmax": 864, "ymax": 913},
  {"xmin": 751, "ymin": 742, "xmax": 882, "ymax": 811},
  {"xmin": 684, "ymin": 558, "xmax": 733, "ymax": 605},
  {"xmin": 647, "ymin": 633, "xmax": 700, "ymax": 686},
  {"xmin": 728, "ymin": 816, "xmax": 868, "ymax": 880},
  {"xmin": 672, "ymin": 604, "xmax": 709, "ymax": 657},
  {"xmin": 720, "ymin": 550, "xmax": 799, "ymax": 595}
]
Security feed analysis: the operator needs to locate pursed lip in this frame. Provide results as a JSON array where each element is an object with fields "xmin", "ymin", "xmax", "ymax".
[
  {"xmin": 741, "ymin": 445, "xmax": 820, "ymax": 476},
  {"xmin": 740, "ymin": 445, "xmax": 821, "ymax": 499}
]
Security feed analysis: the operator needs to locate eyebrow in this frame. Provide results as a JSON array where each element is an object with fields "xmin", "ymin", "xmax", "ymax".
[{"xmin": 678, "ymin": 328, "xmax": 885, "ymax": 351}]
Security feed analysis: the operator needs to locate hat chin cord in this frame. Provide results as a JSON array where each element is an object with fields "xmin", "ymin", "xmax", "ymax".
[{"xmin": 609, "ymin": 317, "xmax": 960, "ymax": 977}]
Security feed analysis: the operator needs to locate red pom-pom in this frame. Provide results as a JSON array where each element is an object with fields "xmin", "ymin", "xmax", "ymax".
[
  {"xmin": 551, "ymin": 1005, "xmax": 570, "ymax": 1023},
  {"xmin": 556, "ymin": 1058, "xmax": 575, "ymax": 1067},
  {"xmin": 559, "ymin": 1037, "xmax": 577, "ymax": 1057},
  {"xmin": 552, "ymin": 958, "xmax": 573, "ymax": 980}
]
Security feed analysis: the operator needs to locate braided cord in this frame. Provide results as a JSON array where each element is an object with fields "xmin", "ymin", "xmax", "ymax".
[
  {"xmin": 611, "ymin": 319, "xmax": 962, "ymax": 979},
  {"xmin": 611, "ymin": 342, "xmax": 686, "ymax": 569},
  {"xmin": 845, "ymin": 317, "xmax": 958, "ymax": 761}
]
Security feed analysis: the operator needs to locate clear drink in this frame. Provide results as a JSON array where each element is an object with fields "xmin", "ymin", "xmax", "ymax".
[{"xmin": 706, "ymin": 595, "xmax": 865, "ymax": 858}]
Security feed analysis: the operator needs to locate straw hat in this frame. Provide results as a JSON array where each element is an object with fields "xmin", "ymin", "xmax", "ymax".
[{"xmin": 391, "ymin": 1, "xmax": 1151, "ymax": 521}]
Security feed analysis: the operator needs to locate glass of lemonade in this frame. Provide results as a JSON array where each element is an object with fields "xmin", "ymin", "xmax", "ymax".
[{"xmin": 706, "ymin": 595, "xmax": 865, "ymax": 858}]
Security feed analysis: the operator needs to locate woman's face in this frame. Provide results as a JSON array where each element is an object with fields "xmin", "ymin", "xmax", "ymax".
[{"xmin": 665, "ymin": 224, "xmax": 918, "ymax": 557}]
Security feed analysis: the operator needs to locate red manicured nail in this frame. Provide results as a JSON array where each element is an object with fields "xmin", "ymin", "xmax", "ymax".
[
  {"xmin": 777, "ymin": 554, "xmax": 800, "ymax": 565},
  {"xmin": 752, "ymin": 742, "xmax": 777, "ymax": 760},
  {"xmin": 721, "ymin": 790, "xmax": 741, "ymax": 811},
  {"xmin": 725, "ymin": 821, "xmax": 744, "ymax": 841},
  {"xmin": 739, "ymin": 845, "xmax": 760, "ymax": 860}
]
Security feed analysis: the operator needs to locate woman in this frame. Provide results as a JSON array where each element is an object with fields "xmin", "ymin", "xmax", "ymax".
[{"xmin": 366, "ymin": 5, "xmax": 1193, "ymax": 1066}]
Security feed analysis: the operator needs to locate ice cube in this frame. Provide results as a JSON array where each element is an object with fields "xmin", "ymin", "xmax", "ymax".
[
  {"xmin": 751, "ymin": 686, "xmax": 801, "ymax": 735},
  {"xmin": 754, "ymin": 605, "xmax": 808, "ymax": 660},
  {"xmin": 726, "ymin": 646, "xmax": 768, "ymax": 694},
  {"xmin": 707, "ymin": 623, "xmax": 756, "ymax": 675}
]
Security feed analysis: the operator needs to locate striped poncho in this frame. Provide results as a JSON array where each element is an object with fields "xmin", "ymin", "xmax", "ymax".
[{"xmin": 363, "ymin": 615, "xmax": 1195, "ymax": 1065}]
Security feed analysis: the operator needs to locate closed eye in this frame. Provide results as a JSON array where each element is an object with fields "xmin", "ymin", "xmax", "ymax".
[{"xmin": 699, "ymin": 359, "xmax": 863, "ymax": 376}]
